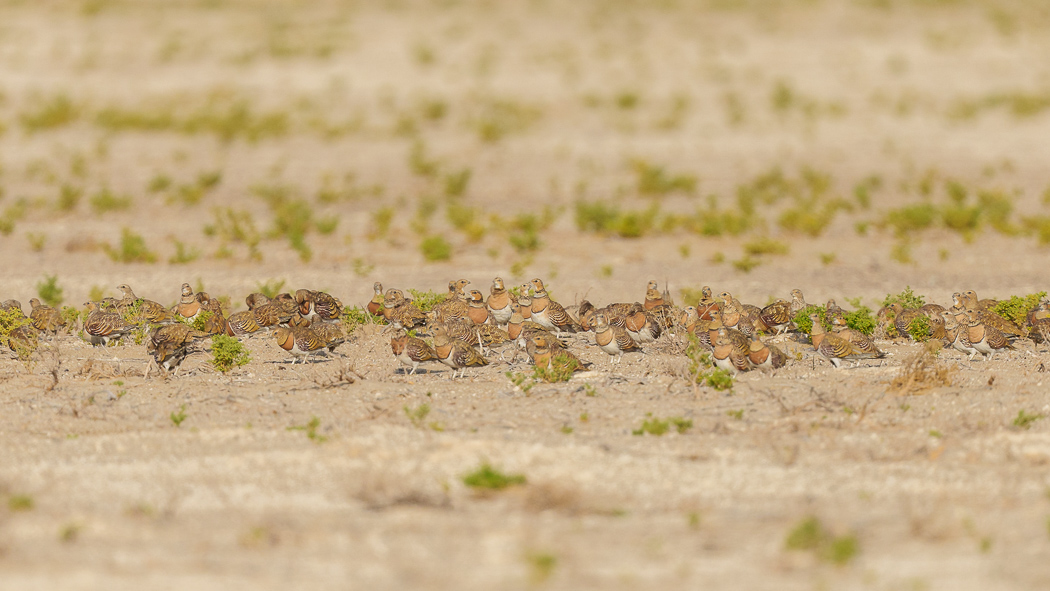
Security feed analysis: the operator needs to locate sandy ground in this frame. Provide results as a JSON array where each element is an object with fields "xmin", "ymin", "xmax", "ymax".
[{"xmin": 2, "ymin": 1, "xmax": 1050, "ymax": 589}]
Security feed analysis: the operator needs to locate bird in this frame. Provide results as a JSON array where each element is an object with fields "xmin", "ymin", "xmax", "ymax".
[
  {"xmin": 829, "ymin": 316, "xmax": 885, "ymax": 358},
  {"xmin": 226, "ymin": 310, "xmax": 262, "ymax": 336},
  {"xmin": 758, "ymin": 299, "xmax": 792, "ymax": 335},
  {"xmin": 486, "ymin": 277, "xmax": 514, "ymax": 326},
  {"xmin": 116, "ymin": 284, "xmax": 173, "ymax": 324},
  {"xmin": 747, "ymin": 336, "xmax": 787, "ymax": 370},
  {"xmin": 0, "ymin": 299, "xmax": 25, "ymax": 319},
  {"xmin": 809, "ymin": 314, "xmax": 881, "ymax": 368},
  {"xmin": 712, "ymin": 327, "xmax": 751, "ymax": 374},
  {"xmin": 84, "ymin": 301, "xmax": 136, "ymax": 346},
  {"xmin": 624, "ymin": 303, "xmax": 662, "ymax": 343},
  {"xmin": 431, "ymin": 325, "xmax": 488, "ymax": 378},
  {"xmin": 789, "ymin": 289, "xmax": 808, "ymax": 317},
  {"xmin": 577, "ymin": 300, "xmax": 598, "ymax": 331},
  {"xmin": 29, "ymin": 298, "xmax": 65, "ymax": 334},
  {"xmin": 696, "ymin": 286, "xmax": 720, "ymax": 321},
  {"xmin": 173, "ymin": 283, "xmax": 202, "ymax": 323},
  {"xmin": 366, "ymin": 282, "xmax": 385, "ymax": 317},
  {"xmin": 273, "ymin": 293, "xmax": 300, "ymax": 317},
  {"xmin": 7, "ymin": 324, "xmax": 39, "ymax": 358},
  {"xmin": 942, "ymin": 310, "xmax": 978, "ymax": 357},
  {"xmin": 465, "ymin": 289, "xmax": 491, "ymax": 326},
  {"xmin": 431, "ymin": 280, "xmax": 471, "ymax": 323},
  {"xmin": 296, "ymin": 289, "xmax": 343, "ymax": 322},
  {"xmin": 592, "ymin": 312, "xmax": 640, "ymax": 364},
  {"xmin": 516, "ymin": 283, "xmax": 533, "ymax": 320},
  {"xmin": 960, "ymin": 290, "xmax": 997, "ymax": 312},
  {"xmin": 274, "ymin": 326, "xmax": 327, "ymax": 364},
  {"xmin": 146, "ymin": 323, "xmax": 209, "ymax": 376},
  {"xmin": 530, "ymin": 278, "xmax": 581, "ymax": 333},
  {"xmin": 890, "ymin": 303, "xmax": 923, "ymax": 340},
  {"xmin": 194, "ymin": 292, "xmax": 228, "ymax": 335},
  {"xmin": 245, "ymin": 292, "xmax": 272, "ymax": 310},
  {"xmin": 390, "ymin": 333, "xmax": 439, "ymax": 375},
  {"xmin": 382, "ymin": 289, "xmax": 426, "ymax": 330},
  {"xmin": 311, "ymin": 320, "xmax": 346, "ymax": 353},
  {"xmin": 964, "ymin": 308, "xmax": 1014, "ymax": 361},
  {"xmin": 527, "ymin": 333, "xmax": 587, "ymax": 372},
  {"xmin": 252, "ymin": 299, "xmax": 292, "ymax": 328},
  {"xmin": 643, "ymin": 281, "xmax": 664, "ymax": 311}
]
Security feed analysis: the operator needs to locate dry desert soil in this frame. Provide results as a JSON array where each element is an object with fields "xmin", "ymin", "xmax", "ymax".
[{"xmin": 1, "ymin": 1, "xmax": 1050, "ymax": 590}]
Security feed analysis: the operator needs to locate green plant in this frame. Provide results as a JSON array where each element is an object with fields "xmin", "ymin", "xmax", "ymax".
[
  {"xmin": 992, "ymin": 292, "xmax": 1047, "ymax": 326},
  {"xmin": 743, "ymin": 236, "xmax": 789, "ymax": 257},
  {"xmin": 907, "ymin": 315, "xmax": 932, "ymax": 342},
  {"xmin": 784, "ymin": 516, "xmax": 858, "ymax": 565},
  {"xmin": 288, "ymin": 416, "xmax": 328, "ymax": 443},
  {"xmin": 792, "ymin": 305, "xmax": 827, "ymax": 335},
  {"xmin": 731, "ymin": 255, "xmax": 761, "ymax": 273},
  {"xmin": 632, "ymin": 159, "xmax": 696, "ymax": 196},
  {"xmin": 36, "ymin": 274, "xmax": 64, "ymax": 307},
  {"xmin": 444, "ymin": 169, "xmax": 471, "ymax": 197},
  {"xmin": 26, "ymin": 232, "xmax": 46, "ymax": 252},
  {"xmin": 404, "ymin": 403, "xmax": 431, "ymax": 428},
  {"xmin": 533, "ymin": 353, "xmax": 581, "ymax": 383},
  {"xmin": 684, "ymin": 334, "xmax": 734, "ymax": 391},
  {"xmin": 407, "ymin": 289, "xmax": 445, "ymax": 312},
  {"xmin": 726, "ymin": 409, "xmax": 745, "ymax": 420},
  {"xmin": 1014, "ymin": 409, "xmax": 1045, "ymax": 430},
  {"xmin": 882, "ymin": 286, "xmax": 926, "ymax": 309},
  {"xmin": 169, "ymin": 240, "xmax": 200, "ymax": 264},
  {"xmin": 90, "ymin": 188, "xmax": 132, "ymax": 214},
  {"xmin": 472, "ymin": 98, "xmax": 540, "ymax": 142},
  {"xmin": 632, "ymin": 414, "xmax": 669, "ymax": 436},
  {"xmin": 506, "ymin": 371, "xmax": 535, "ymax": 393},
  {"xmin": 56, "ymin": 184, "xmax": 82, "ymax": 211},
  {"xmin": 20, "ymin": 94, "xmax": 79, "ymax": 132},
  {"xmin": 7, "ymin": 494, "xmax": 33, "ymax": 512},
  {"xmin": 884, "ymin": 204, "xmax": 937, "ymax": 237},
  {"xmin": 211, "ymin": 335, "xmax": 251, "ymax": 373},
  {"xmin": 104, "ymin": 229, "xmax": 157, "ymax": 263},
  {"xmin": 420, "ymin": 235, "xmax": 452, "ymax": 261},
  {"xmin": 843, "ymin": 298, "xmax": 877, "ymax": 336},
  {"xmin": 670, "ymin": 417, "xmax": 693, "ymax": 434},
  {"xmin": 255, "ymin": 278, "xmax": 286, "ymax": 299},
  {"xmin": 462, "ymin": 462, "xmax": 526, "ymax": 490},
  {"xmin": 170, "ymin": 405, "xmax": 187, "ymax": 427},
  {"xmin": 526, "ymin": 552, "xmax": 557, "ymax": 584},
  {"xmin": 203, "ymin": 208, "xmax": 262, "ymax": 260},
  {"xmin": 369, "ymin": 206, "xmax": 394, "ymax": 240}
]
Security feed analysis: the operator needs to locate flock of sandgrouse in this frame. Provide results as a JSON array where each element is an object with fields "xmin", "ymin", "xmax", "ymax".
[{"xmin": 1, "ymin": 278, "xmax": 1048, "ymax": 378}]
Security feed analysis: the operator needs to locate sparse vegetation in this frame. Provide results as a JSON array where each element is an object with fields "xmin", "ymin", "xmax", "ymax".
[
  {"xmin": 462, "ymin": 462, "xmax": 526, "ymax": 490},
  {"xmin": 992, "ymin": 292, "xmax": 1047, "ymax": 326},
  {"xmin": 36, "ymin": 274, "xmax": 64, "ymax": 307},
  {"xmin": 1013, "ymin": 410, "xmax": 1044, "ymax": 430},
  {"xmin": 888, "ymin": 342, "xmax": 953, "ymax": 395},
  {"xmin": 170, "ymin": 405, "xmax": 187, "ymax": 427},
  {"xmin": 104, "ymin": 229, "xmax": 158, "ymax": 264},
  {"xmin": 420, "ymin": 235, "xmax": 452, "ymax": 262},
  {"xmin": 288, "ymin": 416, "xmax": 328, "ymax": 443},
  {"xmin": 211, "ymin": 335, "xmax": 251, "ymax": 373},
  {"xmin": 784, "ymin": 516, "xmax": 858, "ymax": 566}
]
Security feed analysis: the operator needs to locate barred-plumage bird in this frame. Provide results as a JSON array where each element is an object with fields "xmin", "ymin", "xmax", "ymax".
[
  {"xmin": 311, "ymin": 320, "xmax": 346, "ymax": 353},
  {"xmin": 466, "ymin": 289, "xmax": 491, "ymax": 326},
  {"xmin": 382, "ymin": 289, "xmax": 426, "ymax": 330},
  {"xmin": 296, "ymin": 289, "xmax": 343, "ymax": 322},
  {"xmin": 84, "ymin": 301, "xmax": 136, "ymax": 346},
  {"xmin": 530, "ymin": 278, "xmax": 581, "ymax": 334},
  {"xmin": 432, "ymin": 325, "xmax": 487, "ymax": 378},
  {"xmin": 147, "ymin": 323, "xmax": 209, "ymax": 375},
  {"xmin": 274, "ymin": 326, "xmax": 326, "ymax": 364},
  {"xmin": 759, "ymin": 299, "xmax": 792, "ymax": 335},
  {"xmin": 810, "ymin": 314, "xmax": 882, "ymax": 368},
  {"xmin": 964, "ymin": 308, "xmax": 1014, "ymax": 361},
  {"xmin": 624, "ymin": 303, "xmax": 661, "ymax": 343},
  {"xmin": 226, "ymin": 310, "xmax": 262, "ymax": 336},
  {"xmin": 116, "ymin": 284, "xmax": 173, "ymax": 324},
  {"xmin": 173, "ymin": 283, "xmax": 202, "ymax": 323},
  {"xmin": 748, "ymin": 337, "xmax": 787, "ymax": 370},
  {"xmin": 712, "ymin": 327, "xmax": 751, "ymax": 374},
  {"xmin": 29, "ymin": 298, "xmax": 65, "ymax": 334},
  {"xmin": 390, "ymin": 333, "xmax": 438, "ymax": 374},
  {"xmin": 593, "ymin": 312, "xmax": 640, "ymax": 364}
]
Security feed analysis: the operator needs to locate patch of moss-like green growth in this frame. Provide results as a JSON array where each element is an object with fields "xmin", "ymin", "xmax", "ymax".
[{"xmin": 992, "ymin": 292, "xmax": 1046, "ymax": 326}]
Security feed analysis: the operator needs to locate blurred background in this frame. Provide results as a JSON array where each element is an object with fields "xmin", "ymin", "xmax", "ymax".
[{"xmin": 1, "ymin": 0, "xmax": 1048, "ymax": 307}]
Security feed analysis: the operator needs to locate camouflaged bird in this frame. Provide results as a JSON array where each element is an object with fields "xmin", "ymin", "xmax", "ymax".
[
  {"xmin": 696, "ymin": 286, "xmax": 720, "ymax": 321},
  {"xmin": 430, "ymin": 279, "xmax": 471, "ymax": 323},
  {"xmin": 7, "ymin": 324, "xmax": 38, "ymax": 358},
  {"xmin": 889, "ymin": 303, "xmax": 923, "ymax": 340},
  {"xmin": 146, "ymin": 323, "xmax": 209, "ymax": 376},
  {"xmin": 941, "ymin": 310, "xmax": 977, "ymax": 357},
  {"xmin": 624, "ymin": 303, "xmax": 661, "ymax": 344},
  {"xmin": 592, "ymin": 312, "xmax": 640, "ymax": 364},
  {"xmin": 367, "ymin": 282, "xmax": 385, "ymax": 318},
  {"xmin": 712, "ymin": 327, "xmax": 752, "ymax": 374},
  {"xmin": 29, "ymin": 298, "xmax": 65, "ymax": 334},
  {"xmin": 486, "ymin": 277, "xmax": 514, "ymax": 326},
  {"xmin": 274, "ymin": 326, "xmax": 327, "ymax": 364},
  {"xmin": 382, "ymin": 289, "xmax": 427, "ymax": 331},
  {"xmin": 0, "ymin": 299, "xmax": 25, "ymax": 318},
  {"xmin": 226, "ymin": 310, "xmax": 262, "ymax": 337},
  {"xmin": 432, "ymin": 325, "xmax": 488, "ymax": 378},
  {"xmin": 390, "ymin": 332, "xmax": 438, "ymax": 374},
  {"xmin": 748, "ymin": 336, "xmax": 787, "ymax": 371},
  {"xmin": 117, "ymin": 284, "xmax": 174, "ymax": 324},
  {"xmin": 252, "ymin": 299, "xmax": 292, "ymax": 329},
  {"xmin": 810, "ymin": 314, "xmax": 881, "ymax": 368},
  {"xmin": 527, "ymin": 332, "xmax": 587, "ymax": 372},
  {"xmin": 84, "ymin": 301, "xmax": 136, "ymax": 346},
  {"xmin": 296, "ymin": 289, "xmax": 343, "ymax": 322},
  {"xmin": 273, "ymin": 293, "xmax": 300, "ymax": 318},
  {"xmin": 829, "ymin": 316, "xmax": 885, "ymax": 358},
  {"xmin": 758, "ymin": 299, "xmax": 792, "ymax": 335},
  {"xmin": 530, "ymin": 278, "xmax": 581, "ymax": 334},
  {"xmin": 516, "ymin": 283, "xmax": 533, "ymax": 320},
  {"xmin": 311, "ymin": 320, "xmax": 346, "ymax": 353},
  {"xmin": 245, "ymin": 292, "xmax": 272, "ymax": 311},
  {"xmin": 964, "ymin": 307, "xmax": 1014, "ymax": 361},
  {"xmin": 789, "ymin": 289, "xmax": 808, "ymax": 318}
]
